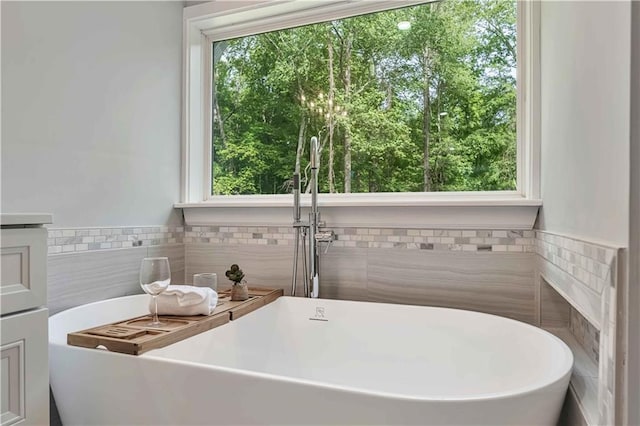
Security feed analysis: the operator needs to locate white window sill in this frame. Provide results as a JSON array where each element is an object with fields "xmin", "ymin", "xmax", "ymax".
[{"xmin": 175, "ymin": 194, "xmax": 541, "ymax": 229}]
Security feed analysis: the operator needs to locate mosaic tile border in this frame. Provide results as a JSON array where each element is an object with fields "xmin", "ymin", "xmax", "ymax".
[
  {"xmin": 184, "ymin": 226, "xmax": 536, "ymax": 252},
  {"xmin": 46, "ymin": 226, "xmax": 184, "ymax": 255},
  {"xmin": 570, "ymin": 306, "xmax": 600, "ymax": 365},
  {"xmin": 535, "ymin": 230, "xmax": 619, "ymax": 425},
  {"xmin": 47, "ymin": 225, "xmax": 538, "ymax": 254},
  {"xmin": 535, "ymin": 231, "xmax": 617, "ymax": 293}
]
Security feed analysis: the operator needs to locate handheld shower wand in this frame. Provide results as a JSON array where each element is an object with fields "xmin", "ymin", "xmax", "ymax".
[{"xmin": 291, "ymin": 170, "xmax": 301, "ymax": 297}]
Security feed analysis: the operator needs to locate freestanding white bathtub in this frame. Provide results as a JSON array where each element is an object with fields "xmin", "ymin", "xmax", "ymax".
[{"xmin": 49, "ymin": 294, "xmax": 573, "ymax": 425}]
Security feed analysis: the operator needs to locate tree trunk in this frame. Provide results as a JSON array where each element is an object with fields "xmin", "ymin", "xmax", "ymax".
[
  {"xmin": 212, "ymin": 40, "xmax": 228, "ymax": 150},
  {"xmin": 213, "ymin": 91, "xmax": 226, "ymax": 149},
  {"xmin": 343, "ymin": 33, "xmax": 353, "ymax": 194},
  {"xmin": 422, "ymin": 44, "xmax": 431, "ymax": 192},
  {"xmin": 327, "ymin": 26, "xmax": 336, "ymax": 193},
  {"xmin": 295, "ymin": 112, "xmax": 306, "ymax": 176}
]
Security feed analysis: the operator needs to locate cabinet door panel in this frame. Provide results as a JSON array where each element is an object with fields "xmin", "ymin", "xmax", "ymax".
[
  {"xmin": 0, "ymin": 308, "xmax": 49, "ymax": 426},
  {"xmin": 0, "ymin": 340, "xmax": 24, "ymax": 425},
  {"xmin": 1, "ymin": 228, "xmax": 47, "ymax": 314}
]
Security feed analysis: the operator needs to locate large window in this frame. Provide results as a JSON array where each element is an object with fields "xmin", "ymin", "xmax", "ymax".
[{"xmin": 211, "ymin": 1, "xmax": 517, "ymax": 196}]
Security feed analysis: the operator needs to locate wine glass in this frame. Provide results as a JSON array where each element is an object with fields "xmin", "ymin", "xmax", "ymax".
[{"xmin": 139, "ymin": 257, "xmax": 171, "ymax": 327}]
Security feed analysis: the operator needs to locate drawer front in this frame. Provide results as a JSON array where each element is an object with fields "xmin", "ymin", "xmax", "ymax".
[
  {"xmin": 0, "ymin": 308, "xmax": 49, "ymax": 426},
  {"xmin": 1, "ymin": 228, "xmax": 47, "ymax": 314}
]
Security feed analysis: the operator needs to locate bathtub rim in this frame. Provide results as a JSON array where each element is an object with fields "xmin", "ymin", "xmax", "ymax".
[{"xmin": 49, "ymin": 294, "xmax": 574, "ymax": 404}]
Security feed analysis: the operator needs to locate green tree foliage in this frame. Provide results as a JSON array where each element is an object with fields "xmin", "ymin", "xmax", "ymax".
[{"xmin": 212, "ymin": 0, "xmax": 517, "ymax": 195}]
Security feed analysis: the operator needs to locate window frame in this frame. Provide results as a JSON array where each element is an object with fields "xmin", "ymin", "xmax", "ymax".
[{"xmin": 178, "ymin": 0, "xmax": 541, "ymax": 228}]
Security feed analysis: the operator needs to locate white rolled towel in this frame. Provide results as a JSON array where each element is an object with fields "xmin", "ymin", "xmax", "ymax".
[{"xmin": 149, "ymin": 285, "xmax": 218, "ymax": 316}]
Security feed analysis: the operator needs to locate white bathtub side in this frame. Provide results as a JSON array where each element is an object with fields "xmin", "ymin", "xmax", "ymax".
[
  {"xmin": 49, "ymin": 295, "xmax": 572, "ymax": 425},
  {"xmin": 50, "ymin": 341, "xmax": 570, "ymax": 425}
]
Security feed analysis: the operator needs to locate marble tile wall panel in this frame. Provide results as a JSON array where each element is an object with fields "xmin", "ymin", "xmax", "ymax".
[
  {"xmin": 366, "ymin": 250, "xmax": 536, "ymax": 324},
  {"xmin": 47, "ymin": 244, "xmax": 185, "ymax": 315},
  {"xmin": 184, "ymin": 244, "xmax": 536, "ymax": 323},
  {"xmin": 536, "ymin": 256, "xmax": 602, "ymax": 329},
  {"xmin": 540, "ymin": 279, "xmax": 571, "ymax": 328},
  {"xmin": 184, "ymin": 243, "xmax": 230, "ymax": 287},
  {"xmin": 147, "ymin": 243, "xmax": 186, "ymax": 285},
  {"xmin": 318, "ymin": 248, "xmax": 368, "ymax": 302},
  {"xmin": 185, "ymin": 243, "xmax": 304, "ymax": 296},
  {"xmin": 47, "ymin": 247, "xmax": 147, "ymax": 315}
]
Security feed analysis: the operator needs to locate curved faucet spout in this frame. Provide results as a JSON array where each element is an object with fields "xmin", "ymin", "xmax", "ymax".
[{"xmin": 310, "ymin": 136, "xmax": 319, "ymax": 169}]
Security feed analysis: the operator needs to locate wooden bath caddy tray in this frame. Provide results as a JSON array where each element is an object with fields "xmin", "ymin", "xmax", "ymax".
[{"xmin": 67, "ymin": 287, "xmax": 283, "ymax": 355}]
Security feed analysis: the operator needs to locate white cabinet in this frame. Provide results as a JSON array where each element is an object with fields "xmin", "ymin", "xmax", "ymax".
[
  {"xmin": 0, "ymin": 309, "xmax": 48, "ymax": 426},
  {"xmin": 0, "ymin": 214, "xmax": 51, "ymax": 426}
]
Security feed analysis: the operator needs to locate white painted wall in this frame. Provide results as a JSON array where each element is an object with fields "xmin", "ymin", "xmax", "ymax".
[
  {"xmin": 1, "ymin": 1, "xmax": 183, "ymax": 227},
  {"xmin": 538, "ymin": 1, "xmax": 631, "ymax": 247}
]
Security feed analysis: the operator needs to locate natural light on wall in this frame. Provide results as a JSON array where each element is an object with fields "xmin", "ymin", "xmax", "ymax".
[{"xmin": 211, "ymin": 1, "xmax": 517, "ymax": 196}]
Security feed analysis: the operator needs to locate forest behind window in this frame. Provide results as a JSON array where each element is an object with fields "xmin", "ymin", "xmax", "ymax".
[{"xmin": 212, "ymin": 0, "xmax": 516, "ymax": 195}]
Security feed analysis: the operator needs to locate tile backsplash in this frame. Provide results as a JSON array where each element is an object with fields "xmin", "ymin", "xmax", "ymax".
[
  {"xmin": 46, "ymin": 225, "xmax": 538, "ymax": 253},
  {"xmin": 180, "ymin": 226, "xmax": 538, "ymax": 324},
  {"xmin": 535, "ymin": 231, "xmax": 616, "ymax": 294},
  {"xmin": 45, "ymin": 225, "xmax": 185, "ymax": 314},
  {"xmin": 184, "ymin": 226, "xmax": 536, "ymax": 252},
  {"xmin": 45, "ymin": 222, "xmax": 621, "ymax": 425},
  {"xmin": 46, "ymin": 226, "xmax": 184, "ymax": 254}
]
